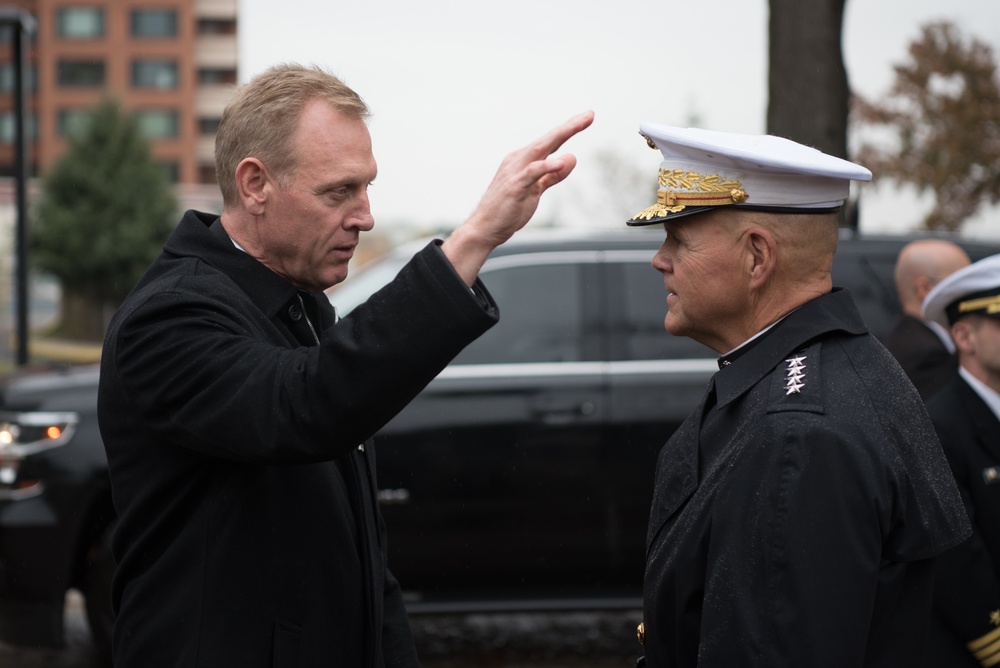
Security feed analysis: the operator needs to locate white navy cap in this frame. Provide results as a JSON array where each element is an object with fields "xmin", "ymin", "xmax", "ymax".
[
  {"xmin": 627, "ymin": 123, "xmax": 873, "ymax": 226},
  {"xmin": 923, "ymin": 253, "xmax": 1000, "ymax": 328}
]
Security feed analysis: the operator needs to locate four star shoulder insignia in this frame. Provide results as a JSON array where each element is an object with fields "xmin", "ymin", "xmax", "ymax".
[{"xmin": 784, "ymin": 355, "xmax": 807, "ymax": 395}]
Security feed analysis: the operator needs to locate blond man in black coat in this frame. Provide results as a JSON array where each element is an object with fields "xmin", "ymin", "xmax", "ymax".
[{"xmin": 98, "ymin": 64, "xmax": 592, "ymax": 667}]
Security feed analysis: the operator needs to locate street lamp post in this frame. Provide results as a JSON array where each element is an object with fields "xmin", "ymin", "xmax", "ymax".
[{"xmin": 0, "ymin": 8, "xmax": 35, "ymax": 366}]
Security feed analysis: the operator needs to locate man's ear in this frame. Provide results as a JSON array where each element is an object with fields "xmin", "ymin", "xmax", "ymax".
[
  {"xmin": 234, "ymin": 158, "xmax": 269, "ymax": 215},
  {"xmin": 914, "ymin": 275, "xmax": 935, "ymax": 302},
  {"xmin": 745, "ymin": 226, "xmax": 777, "ymax": 290},
  {"xmin": 951, "ymin": 319, "xmax": 974, "ymax": 355}
]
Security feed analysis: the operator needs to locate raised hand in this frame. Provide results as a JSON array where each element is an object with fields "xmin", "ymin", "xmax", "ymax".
[{"xmin": 442, "ymin": 111, "xmax": 595, "ymax": 285}]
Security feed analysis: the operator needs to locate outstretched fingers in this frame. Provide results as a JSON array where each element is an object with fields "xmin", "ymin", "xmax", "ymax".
[
  {"xmin": 511, "ymin": 111, "xmax": 593, "ymax": 193},
  {"xmin": 441, "ymin": 110, "xmax": 594, "ymax": 286},
  {"xmin": 530, "ymin": 111, "xmax": 596, "ymax": 162},
  {"xmin": 526, "ymin": 153, "xmax": 579, "ymax": 194}
]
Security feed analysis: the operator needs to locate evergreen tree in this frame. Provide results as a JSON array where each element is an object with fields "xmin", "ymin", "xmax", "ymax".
[{"xmin": 32, "ymin": 97, "xmax": 177, "ymax": 339}]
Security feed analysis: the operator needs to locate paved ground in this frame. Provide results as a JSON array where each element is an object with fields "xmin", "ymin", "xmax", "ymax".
[
  {"xmin": 0, "ymin": 592, "xmax": 104, "ymax": 668},
  {"xmin": 0, "ymin": 591, "xmax": 642, "ymax": 667}
]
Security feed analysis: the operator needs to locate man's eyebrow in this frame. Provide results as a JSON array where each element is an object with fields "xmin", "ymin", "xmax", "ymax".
[
  {"xmin": 314, "ymin": 174, "xmax": 376, "ymax": 195},
  {"xmin": 313, "ymin": 180, "xmax": 354, "ymax": 195}
]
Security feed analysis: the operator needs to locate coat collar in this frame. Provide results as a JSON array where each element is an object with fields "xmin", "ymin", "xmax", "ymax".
[
  {"xmin": 712, "ymin": 288, "xmax": 869, "ymax": 408},
  {"xmin": 163, "ymin": 210, "xmax": 315, "ymax": 322}
]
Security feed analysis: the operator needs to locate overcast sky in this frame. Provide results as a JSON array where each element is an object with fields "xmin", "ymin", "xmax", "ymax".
[{"xmin": 237, "ymin": 0, "xmax": 1000, "ymax": 239}]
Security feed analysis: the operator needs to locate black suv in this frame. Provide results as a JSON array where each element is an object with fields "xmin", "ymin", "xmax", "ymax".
[{"xmin": 2, "ymin": 227, "xmax": 997, "ymax": 657}]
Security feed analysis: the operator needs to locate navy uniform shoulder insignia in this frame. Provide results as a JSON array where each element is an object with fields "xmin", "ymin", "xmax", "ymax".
[{"xmin": 767, "ymin": 342, "xmax": 824, "ymax": 414}]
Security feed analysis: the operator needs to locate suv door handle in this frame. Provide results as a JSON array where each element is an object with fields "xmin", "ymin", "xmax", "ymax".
[
  {"xmin": 377, "ymin": 488, "xmax": 411, "ymax": 505},
  {"xmin": 530, "ymin": 399, "xmax": 597, "ymax": 420}
]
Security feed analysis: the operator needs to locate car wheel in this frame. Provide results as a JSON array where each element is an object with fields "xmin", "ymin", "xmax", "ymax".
[{"xmin": 83, "ymin": 520, "xmax": 116, "ymax": 665}]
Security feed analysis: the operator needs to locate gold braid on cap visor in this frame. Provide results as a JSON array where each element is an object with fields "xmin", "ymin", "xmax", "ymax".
[
  {"xmin": 959, "ymin": 294, "xmax": 1000, "ymax": 316},
  {"xmin": 631, "ymin": 168, "xmax": 749, "ymax": 222}
]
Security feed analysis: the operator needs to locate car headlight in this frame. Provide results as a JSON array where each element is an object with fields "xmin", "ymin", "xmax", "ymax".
[{"xmin": 0, "ymin": 411, "xmax": 79, "ymax": 490}]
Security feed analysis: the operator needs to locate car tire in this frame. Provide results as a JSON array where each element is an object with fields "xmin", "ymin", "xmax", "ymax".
[{"xmin": 83, "ymin": 520, "xmax": 116, "ymax": 666}]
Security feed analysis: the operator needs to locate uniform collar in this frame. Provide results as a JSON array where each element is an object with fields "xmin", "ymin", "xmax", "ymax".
[
  {"xmin": 712, "ymin": 288, "xmax": 868, "ymax": 408},
  {"xmin": 958, "ymin": 366, "xmax": 1000, "ymax": 423},
  {"xmin": 717, "ymin": 316, "xmax": 788, "ymax": 369}
]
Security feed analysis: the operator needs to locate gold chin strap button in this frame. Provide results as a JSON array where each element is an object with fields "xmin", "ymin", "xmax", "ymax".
[{"xmin": 637, "ymin": 621, "xmax": 645, "ymax": 646}]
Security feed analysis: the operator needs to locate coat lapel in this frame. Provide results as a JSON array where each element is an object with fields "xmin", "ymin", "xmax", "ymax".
[{"xmin": 645, "ymin": 382, "xmax": 709, "ymax": 551}]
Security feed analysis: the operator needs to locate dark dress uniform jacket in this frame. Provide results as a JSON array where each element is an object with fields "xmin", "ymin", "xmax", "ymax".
[
  {"xmin": 98, "ymin": 210, "xmax": 499, "ymax": 668},
  {"xmin": 925, "ymin": 377, "xmax": 1000, "ymax": 667},
  {"xmin": 642, "ymin": 289, "xmax": 971, "ymax": 667},
  {"xmin": 885, "ymin": 314, "xmax": 959, "ymax": 401}
]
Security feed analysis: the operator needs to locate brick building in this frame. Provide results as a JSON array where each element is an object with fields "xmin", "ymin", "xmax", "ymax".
[{"xmin": 0, "ymin": 0, "xmax": 237, "ymax": 188}]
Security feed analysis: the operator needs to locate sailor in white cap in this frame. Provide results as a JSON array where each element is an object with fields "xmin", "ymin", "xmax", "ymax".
[
  {"xmin": 921, "ymin": 254, "xmax": 1000, "ymax": 668},
  {"xmin": 633, "ymin": 124, "xmax": 970, "ymax": 667}
]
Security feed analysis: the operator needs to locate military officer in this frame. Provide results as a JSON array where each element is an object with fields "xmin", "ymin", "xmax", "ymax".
[
  {"xmin": 922, "ymin": 254, "xmax": 1000, "ymax": 667},
  {"xmin": 628, "ymin": 123, "xmax": 971, "ymax": 667}
]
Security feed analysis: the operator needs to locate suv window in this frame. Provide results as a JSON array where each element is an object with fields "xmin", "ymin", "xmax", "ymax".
[
  {"xmin": 611, "ymin": 259, "xmax": 715, "ymax": 362},
  {"xmin": 452, "ymin": 261, "xmax": 584, "ymax": 365}
]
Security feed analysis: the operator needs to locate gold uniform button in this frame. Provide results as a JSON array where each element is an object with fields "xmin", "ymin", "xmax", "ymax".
[{"xmin": 637, "ymin": 621, "xmax": 645, "ymax": 645}]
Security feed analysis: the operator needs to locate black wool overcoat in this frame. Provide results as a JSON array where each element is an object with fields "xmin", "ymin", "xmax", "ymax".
[
  {"xmin": 98, "ymin": 210, "xmax": 498, "ymax": 667},
  {"xmin": 641, "ymin": 289, "xmax": 970, "ymax": 667}
]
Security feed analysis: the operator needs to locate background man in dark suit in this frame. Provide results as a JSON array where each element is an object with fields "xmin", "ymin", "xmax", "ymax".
[
  {"xmin": 97, "ymin": 64, "xmax": 592, "ymax": 667},
  {"xmin": 886, "ymin": 239, "xmax": 970, "ymax": 400},
  {"xmin": 922, "ymin": 254, "xmax": 1000, "ymax": 668},
  {"xmin": 627, "ymin": 123, "xmax": 970, "ymax": 667}
]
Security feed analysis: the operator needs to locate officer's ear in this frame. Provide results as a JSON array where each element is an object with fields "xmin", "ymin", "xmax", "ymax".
[
  {"xmin": 951, "ymin": 318, "xmax": 976, "ymax": 356},
  {"xmin": 235, "ymin": 157, "xmax": 271, "ymax": 215},
  {"xmin": 744, "ymin": 225, "xmax": 777, "ymax": 290}
]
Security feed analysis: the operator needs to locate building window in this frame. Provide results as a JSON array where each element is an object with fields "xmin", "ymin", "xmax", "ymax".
[
  {"xmin": 132, "ymin": 60, "xmax": 179, "ymax": 89},
  {"xmin": 58, "ymin": 109, "xmax": 91, "ymax": 138},
  {"xmin": 0, "ymin": 63, "xmax": 37, "ymax": 92},
  {"xmin": 0, "ymin": 111, "xmax": 37, "ymax": 142},
  {"xmin": 198, "ymin": 117, "xmax": 221, "ymax": 134},
  {"xmin": 131, "ymin": 9, "xmax": 178, "ymax": 37},
  {"xmin": 197, "ymin": 68, "xmax": 237, "ymax": 85},
  {"xmin": 56, "ymin": 8, "xmax": 105, "ymax": 38},
  {"xmin": 134, "ymin": 109, "xmax": 179, "ymax": 139},
  {"xmin": 197, "ymin": 18, "xmax": 236, "ymax": 35},
  {"xmin": 58, "ymin": 60, "xmax": 106, "ymax": 87}
]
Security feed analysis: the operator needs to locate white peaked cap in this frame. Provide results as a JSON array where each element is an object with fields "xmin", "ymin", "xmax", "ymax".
[
  {"xmin": 628, "ymin": 123, "xmax": 873, "ymax": 226},
  {"xmin": 923, "ymin": 253, "xmax": 1000, "ymax": 328}
]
